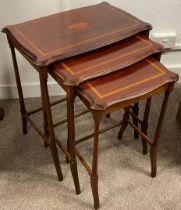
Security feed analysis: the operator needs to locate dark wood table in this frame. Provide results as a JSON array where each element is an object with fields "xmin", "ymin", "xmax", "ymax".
[{"xmin": 2, "ymin": 1, "xmax": 155, "ymax": 198}]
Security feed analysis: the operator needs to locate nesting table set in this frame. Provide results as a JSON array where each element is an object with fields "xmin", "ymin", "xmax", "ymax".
[{"xmin": 2, "ymin": 2, "xmax": 178, "ymax": 209}]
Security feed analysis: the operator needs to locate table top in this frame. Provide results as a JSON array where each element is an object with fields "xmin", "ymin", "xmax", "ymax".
[
  {"xmin": 50, "ymin": 35, "xmax": 163, "ymax": 86},
  {"xmin": 78, "ymin": 57, "xmax": 178, "ymax": 110},
  {"xmin": 2, "ymin": 2, "xmax": 151, "ymax": 66}
]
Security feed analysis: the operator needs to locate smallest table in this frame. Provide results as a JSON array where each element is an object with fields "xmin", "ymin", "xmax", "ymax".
[{"xmin": 75, "ymin": 57, "xmax": 178, "ymax": 209}]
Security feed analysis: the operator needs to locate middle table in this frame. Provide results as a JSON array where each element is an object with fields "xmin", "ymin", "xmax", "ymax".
[{"xmin": 49, "ymin": 32, "xmax": 163, "ymax": 190}]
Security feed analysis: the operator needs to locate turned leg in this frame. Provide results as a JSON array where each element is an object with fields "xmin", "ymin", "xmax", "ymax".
[
  {"xmin": 91, "ymin": 114, "xmax": 101, "ymax": 209},
  {"xmin": 150, "ymin": 86, "xmax": 172, "ymax": 177},
  {"xmin": 39, "ymin": 68, "xmax": 63, "ymax": 181},
  {"xmin": 67, "ymin": 87, "xmax": 80, "ymax": 194},
  {"xmin": 141, "ymin": 98, "xmax": 152, "ymax": 155},
  {"xmin": 9, "ymin": 43, "xmax": 27, "ymax": 134},
  {"xmin": 132, "ymin": 103, "xmax": 139, "ymax": 139},
  {"xmin": 118, "ymin": 107, "xmax": 129, "ymax": 140}
]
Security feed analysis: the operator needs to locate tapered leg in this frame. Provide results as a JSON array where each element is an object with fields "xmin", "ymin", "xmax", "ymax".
[
  {"xmin": 9, "ymin": 43, "xmax": 27, "ymax": 134},
  {"xmin": 141, "ymin": 98, "xmax": 152, "ymax": 155},
  {"xmin": 39, "ymin": 79, "xmax": 50, "ymax": 148},
  {"xmin": 67, "ymin": 87, "xmax": 80, "ymax": 194},
  {"xmin": 91, "ymin": 115, "xmax": 100, "ymax": 209},
  {"xmin": 118, "ymin": 107, "xmax": 129, "ymax": 140},
  {"xmin": 150, "ymin": 87, "xmax": 172, "ymax": 177},
  {"xmin": 132, "ymin": 103, "xmax": 139, "ymax": 139},
  {"xmin": 39, "ymin": 68, "xmax": 63, "ymax": 181}
]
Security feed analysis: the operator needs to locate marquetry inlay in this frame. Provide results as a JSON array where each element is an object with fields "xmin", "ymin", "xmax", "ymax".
[{"xmin": 68, "ymin": 22, "xmax": 88, "ymax": 31}]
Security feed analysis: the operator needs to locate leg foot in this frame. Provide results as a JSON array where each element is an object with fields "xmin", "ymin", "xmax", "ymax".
[
  {"xmin": 90, "ymin": 175, "xmax": 100, "ymax": 209},
  {"xmin": 70, "ymin": 161, "xmax": 81, "ymax": 194},
  {"xmin": 48, "ymin": 139, "xmax": 63, "ymax": 181},
  {"xmin": 150, "ymin": 145, "xmax": 158, "ymax": 178}
]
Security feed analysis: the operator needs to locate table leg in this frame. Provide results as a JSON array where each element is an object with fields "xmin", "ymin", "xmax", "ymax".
[
  {"xmin": 91, "ymin": 113, "xmax": 102, "ymax": 209},
  {"xmin": 39, "ymin": 78, "xmax": 50, "ymax": 147},
  {"xmin": 39, "ymin": 68, "xmax": 63, "ymax": 181},
  {"xmin": 150, "ymin": 84, "xmax": 173, "ymax": 177},
  {"xmin": 141, "ymin": 97, "xmax": 152, "ymax": 155},
  {"xmin": 67, "ymin": 87, "xmax": 81, "ymax": 194},
  {"xmin": 9, "ymin": 42, "xmax": 27, "ymax": 134}
]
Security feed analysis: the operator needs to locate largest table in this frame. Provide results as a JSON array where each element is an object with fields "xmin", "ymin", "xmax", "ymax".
[{"xmin": 2, "ymin": 2, "xmax": 156, "ymax": 194}]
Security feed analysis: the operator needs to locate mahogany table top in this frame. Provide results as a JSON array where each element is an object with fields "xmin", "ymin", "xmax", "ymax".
[
  {"xmin": 77, "ymin": 57, "xmax": 179, "ymax": 110},
  {"xmin": 2, "ymin": 2, "xmax": 151, "ymax": 66},
  {"xmin": 50, "ymin": 35, "xmax": 163, "ymax": 86}
]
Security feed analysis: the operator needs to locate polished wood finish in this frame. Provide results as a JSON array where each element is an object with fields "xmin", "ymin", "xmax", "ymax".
[
  {"xmin": 51, "ymin": 35, "xmax": 163, "ymax": 86},
  {"xmin": 2, "ymin": 2, "xmax": 151, "ymax": 66},
  {"xmin": 78, "ymin": 57, "xmax": 178, "ymax": 110}
]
